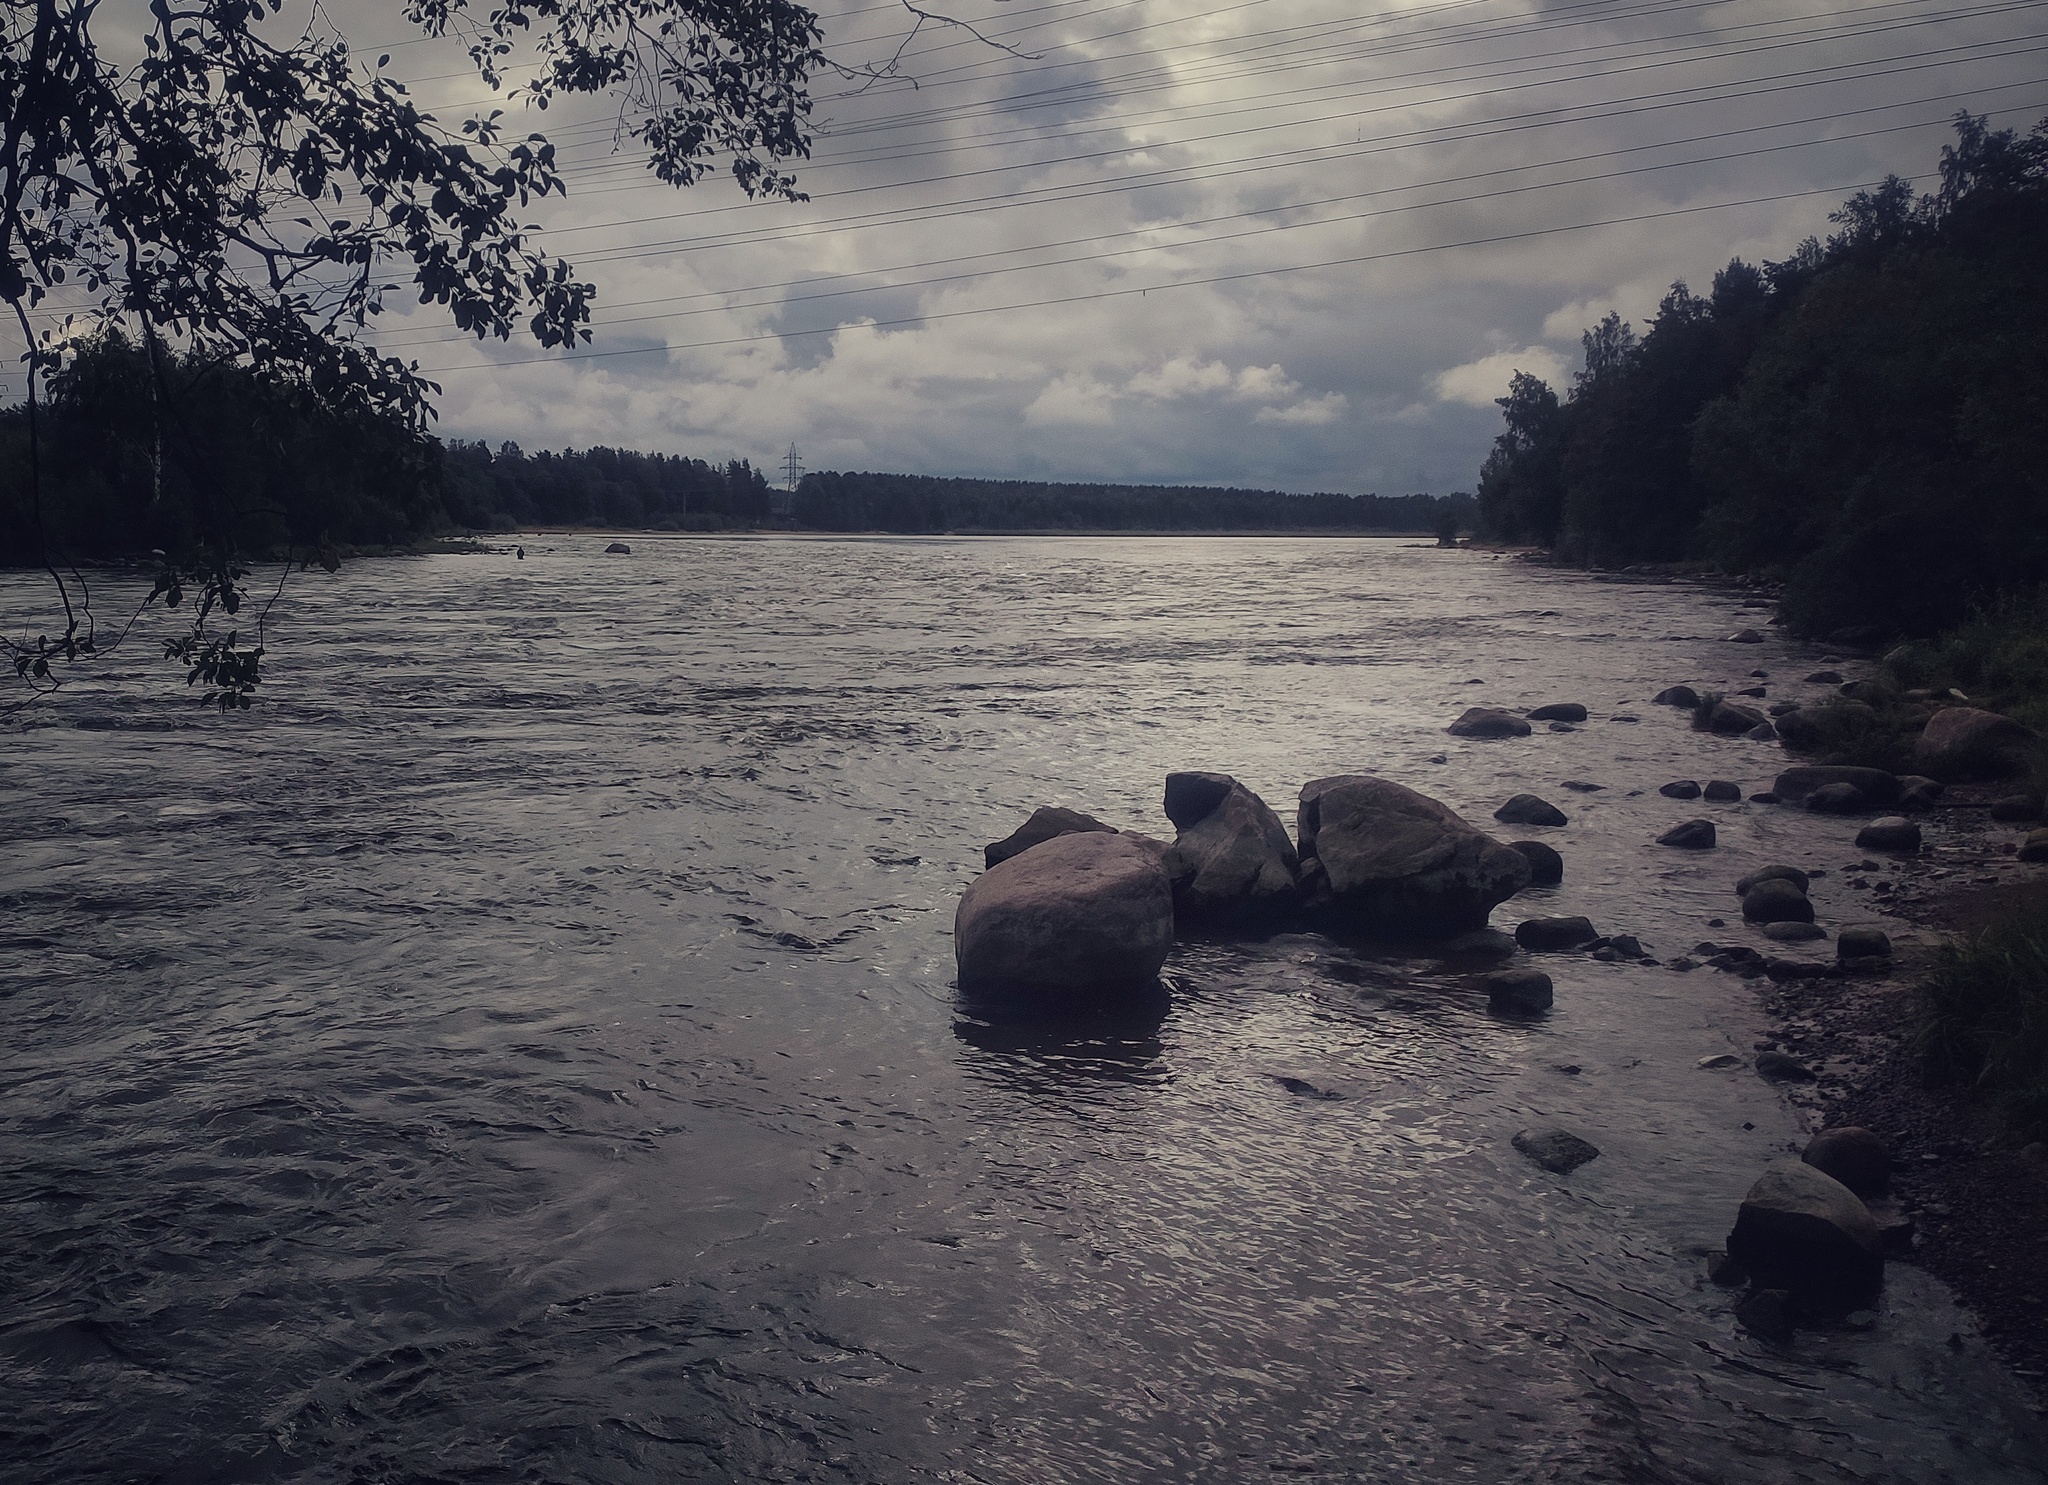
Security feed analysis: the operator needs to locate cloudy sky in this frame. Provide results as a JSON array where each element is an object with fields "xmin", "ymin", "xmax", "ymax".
[{"xmin": 32, "ymin": 0, "xmax": 2048, "ymax": 493}]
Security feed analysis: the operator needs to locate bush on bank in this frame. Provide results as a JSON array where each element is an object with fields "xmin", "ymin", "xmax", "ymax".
[{"xmin": 1921, "ymin": 894, "xmax": 2048, "ymax": 1140}]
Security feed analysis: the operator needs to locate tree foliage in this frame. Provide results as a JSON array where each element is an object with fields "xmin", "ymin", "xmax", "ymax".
[
  {"xmin": 1474, "ymin": 113, "xmax": 2048, "ymax": 638},
  {"xmin": 2, "ymin": 0, "xmax": 822, "ymax": 702}
]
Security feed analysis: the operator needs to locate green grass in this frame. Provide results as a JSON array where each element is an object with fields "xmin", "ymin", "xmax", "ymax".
[
  {"xmin": 1884, "ymin": 587, "xmax": 2048, "ymax": 735},
  {"xmin": 1920, "ymin": 898, "xmax": 2048, "ymax": 1139}
]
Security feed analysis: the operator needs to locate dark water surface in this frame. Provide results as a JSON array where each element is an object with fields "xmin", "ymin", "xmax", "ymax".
[{"xmin": 3, "ymin": 536, "xmax": 2043, "ymax": 1483}]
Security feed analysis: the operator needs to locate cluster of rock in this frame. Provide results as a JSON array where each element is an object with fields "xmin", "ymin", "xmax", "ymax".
[
  {"xmin": 1718, "ymin": 1126, "xmax": 1905, "ymax": 1338},
  {"xmin": 956, "ymin": 772, "xmax": 1542, "ymax": 999},
  {"xmin": 1722, "ymin": 863, "xmax": 1892, "ymax": 978}
]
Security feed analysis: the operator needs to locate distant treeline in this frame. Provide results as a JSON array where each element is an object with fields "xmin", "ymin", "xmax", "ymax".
[
  {"xmin": 0, "ymin": 337, "xmax": 775, "ymax": 565},
  {"xmin": 0, "ymin": 338, "xmax": 1454, "ymax": 562},
  {"xmin": 791, "ymin": 472, "xmax": 1470, "ymax": 533},
  {"xmin": 1477, "ymin": 113, "xmax": 2048, "ymax": 637}
]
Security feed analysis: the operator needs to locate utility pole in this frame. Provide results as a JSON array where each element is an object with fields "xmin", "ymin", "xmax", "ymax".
[{"xmin": 775, "ymin": 442, "xmax": 803, "ymax": 518}]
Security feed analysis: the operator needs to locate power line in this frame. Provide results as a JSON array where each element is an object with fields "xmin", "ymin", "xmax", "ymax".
[
  {"xmin": 363, "ymin": 94, "xmax": 2044, "ymax": 350},
  {"xmin": 415, "ymin": 177, "xmax": 1893, "ymax": 374}
]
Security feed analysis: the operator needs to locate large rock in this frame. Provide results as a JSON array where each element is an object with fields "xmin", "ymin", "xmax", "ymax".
[
  {"xmin": 1802, "ymin": 1127, "xmax": 1890, "ymax": 1197},
  {"xmin": 1703, "ymin": 780, "xmax": 1742, "ymax": 802},
  {"xmin": 1513, "ymin": 1127, "xmax": 1599, "ymax": 1173},
  {"xmin": 1658, "ymin": 819, "xmax": 1716, "ymax": 849},
  {"xmin": 1726, "ymin": 1162, "xmax": 1884, "ymax": 1299},
  {"xmin": 984, "ymin": 806, "xmax": 1118, "ymax": 869},
  {"xmin": 2018, "ymin": 828, "xmax": 2048, "ymax": 863},
  {"xmin": 1296, "ymin": 775, "xmax": 1532, "ymax": 936},
  {"xmin": 1696, "ymin": 699, "xmax": 1767, "ymax": 735},
  {"xmin": 1159, "ymin": 772, "xmax": 1300, "ymax": 926},
  {"xmin": 1856, "ymin": 817, "xmax": 1921, "ymax": 852},
  {"xmin": 954, "ymin": 833, "xmax": 1173, "ymax": 997},
  {"xmin": 1659, "ymin": 780, "xmax": 1701, "ymax": 800},
  {"xmin": 1915, "ymin": 707, "xmax": 2038, "ymax": 781},
  {"xmin": 1494, "ymin": 793, "xmax": 1567, "ymax": 827},
  {"xmin": 1836, "ymin": 926, "xmax": 1891, "ymax": 959},
  {"xmin": 1507, "ymin": 839, "xmax": 1563, "ymax": 885},
  {"xmin": 1527, "ymin": 702, "xmax": 1588, "ymax": 722},
  {"xmin": 1737, "ymin": 865, "xmax": 1810, "ymax": 894},
  {"xmin": 1515, "ymin": 915, "xmax": 1598, "ymax": 951},
  {"xmin": 1484, "ymin": 968, "xmax": 1553, "ymax": 1014},
  {"xmin": 1742, "ymin": 879, "xmax": 1814, "ymax": 924},
  {"xmin": 1653, "ymin": 685, "xmax": 1702, "ymax": 708},
  {"xmin": 1448, "ymin": 707, "xmax": 1532, "ymax": 739},
  {"xmin": 1807, "ymin": 782, "xmax": 1869, "ymax": 814},
  {"xmin": 1773, "ymin": 765, "xmax": 1902, "ymax": 808}
]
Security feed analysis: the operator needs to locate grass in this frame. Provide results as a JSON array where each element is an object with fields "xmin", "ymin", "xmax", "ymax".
[
  {"xmin": 1884, "ymin": 587, "xmax": 2048, "ymax": 735},
  {"xmin": 1920, "ymin": 893, "xmax": 2048, "ymax": 1139}
]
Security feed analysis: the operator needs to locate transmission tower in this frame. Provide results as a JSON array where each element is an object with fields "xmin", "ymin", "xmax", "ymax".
[{"xmin": 782, "ymin": 442, "xmax": 804, "ymax": 492}]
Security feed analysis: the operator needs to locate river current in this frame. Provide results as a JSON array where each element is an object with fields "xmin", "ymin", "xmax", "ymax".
[{"xmin": 2, "ymin": 536, "xmax": 2043, "ymax": 1483}]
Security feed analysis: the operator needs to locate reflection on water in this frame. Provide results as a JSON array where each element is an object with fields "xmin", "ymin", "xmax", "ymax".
[{"xmin": 1, "ymin": 535, "xmax": 2042, "ymax": 1483}]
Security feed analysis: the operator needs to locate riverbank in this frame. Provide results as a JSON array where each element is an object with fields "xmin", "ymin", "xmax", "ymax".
[{"xmin": 1743, "ymin": 782, "xmax": 2048, "ymax": 1402}]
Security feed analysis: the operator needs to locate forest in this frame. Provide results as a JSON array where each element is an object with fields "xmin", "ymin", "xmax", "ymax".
[
  {"xmin": 791, "ymin": 472, "xmax": 1468, "ymax": 533},
  {"xmin": 1475, "ymin": 112, "xmax": 2048, "ymax": 638},
  {"xmin": 0, "ymin": 338, "xmax": 1457, "ymax": 558}
]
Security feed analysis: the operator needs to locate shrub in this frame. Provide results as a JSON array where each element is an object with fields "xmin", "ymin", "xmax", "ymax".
[{"xmin": 1920, "ymin": 895, "xmax": 2048, "ymax": 1138}]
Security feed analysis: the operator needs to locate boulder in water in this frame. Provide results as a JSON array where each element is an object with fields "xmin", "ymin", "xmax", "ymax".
[
  {"xmin": 1742, "ymin": 879, "xmax": 1814, "ymax": 924},
  {"xmin": 1659, "ymin": 780, "xmax": 1701, "ymax": 800},
  {"xmin": 1448, "ymin": 707, "xmax": 1532, "ymax": 739},
  {"xmin": 1514, "ymin": 915, "xmax": 1598, "ymax": 951},
  {"xmin": 1774, "ymin": 765, "xmax": 1902, "ymax": 808},
  {"xmin": 1296, "ymin": 775, "xmax": 1531, "ymax": 936},
  {"xmin": 1703, "ymin": 700, "xmax": 1768, "ymax": 734},
  {"xmin": 604, "ymin": 541, "xmax": 632, "ymax": 554},
  {"xmin": 1513, "ymin": 1126, "xmax": 1599, "ymax": 1173},
  {"xmin": 1507, "ymin": 839, "xmax": 1563, "ymax": 885},
  {"xmin": 1494, "ymin": 793, "xmax": 1567, "ymax": 827},
  {"xmin": 1836, "ymin": 926, "xmax": 1891, "ymax": 960},
  {"xmin": 985, "ymin": 807, "xmax": 1119, "ymax": 869},
  {"xmin": 1703, "ymin": 780, "xmax": 1742, "ymax": 802},
  {"xmin": 1159, "ymin": 772, "xmax": 1300, "ymax": 926},
  {"xmin": 1527, "ymin": 702, "xmax": 1588, "ymax": 722},
  {"xmin": 955, "ymin": 833, "xmax": 1173, "ymax": 999},
  {"xmin": 1484, "ymin": 968, "xmax": 1554, "ymax": 1014},
  {"xmin": 1657, "ymin": 819, "xmax": 1716, "ymax": 849},
  {"xmin": 1737, "ymin": 865, "xmax": 1810, "ymax": 894},
  {"xmin": 1653, "ymin": 685, "xmax": 1702, "ymax": 708},
  {"xmin": 1726, "ymin": 1162, "xmax": 1884, "ymax": 1299}
]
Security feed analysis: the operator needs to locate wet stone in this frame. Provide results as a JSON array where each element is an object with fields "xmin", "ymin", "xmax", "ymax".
[
  {"xmin": 1507, "ymin": 839, "xmax": 1564, "ymax": 886},
  {"xmin": 1495, "ymin": 793, "xmax": 1567, "ymax": 827},
  {"xmin": 1528, "ymin": 702, "xmax": 1588, "ymax": 722},
  {"xmin": 1512, "ymin": 1126, "xmax": 1600, "ymax": 1174},
  {"xmin": 1483, "ymin": 968, "xmax": 1554, "ymax": 1015},
  {"xmin": 1743, "ymin": 879, "xmax": 1814, "ymax": 924},
  {"xmin": 1703, "ymin": 780, "xmax": 1742, "ymax": 802},
  {"xmin": 1755, "ymin": 1050, "xmax": 1816, "ymax": 1082},
  {"xmin": 1658, "ymin": 819, "xmax": 1716, "ymax": 849},
  {"xmin": 1660, "ymin": 780, "xmax": 1702, "ymax": 800},
  {"xmin": 1836, "ymin": 926, "xmax": 1891, "ymax": 960},
  {"xmin": 1515, "ymin": 916, "xmax": 1599, "ymax": 951}
]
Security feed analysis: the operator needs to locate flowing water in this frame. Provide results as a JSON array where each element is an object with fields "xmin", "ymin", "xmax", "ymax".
[{"xmin": 2, "ymin": 536, "xmax": 2043, "ymax": 1484}]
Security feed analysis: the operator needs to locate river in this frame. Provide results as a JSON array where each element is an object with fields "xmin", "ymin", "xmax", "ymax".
[{"xmin": 2, "ymin": 535, "xmax": 2042, "ymax": 1483}]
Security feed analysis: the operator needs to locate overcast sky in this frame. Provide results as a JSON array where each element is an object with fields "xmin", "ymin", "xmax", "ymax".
[{"xmin": 28, "ymin": 0, "xmax": 2048, "ymax": 493}]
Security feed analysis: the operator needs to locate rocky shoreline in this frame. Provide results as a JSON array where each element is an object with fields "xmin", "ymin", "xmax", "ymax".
[
  {"xmin": 1748, "ymin": 821, "xmax": 2048, "ymax": 1403},
  {"xmin": 951, "ymin": 666, "xmax": 2048, "ymax": 1406}
]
